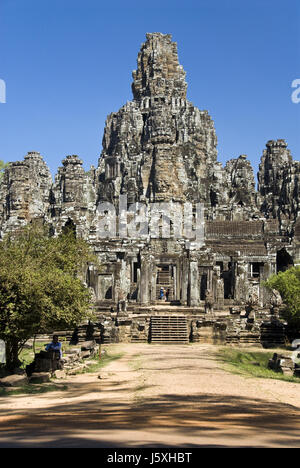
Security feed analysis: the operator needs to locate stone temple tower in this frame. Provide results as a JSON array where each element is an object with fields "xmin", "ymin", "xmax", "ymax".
[
  {"xmin": 97, "ymin": 32, "xmax": 218, "ymax": 206},
  {"xmin": 0, "ymin": 33, "xmax": 299, "ymax": 346}
]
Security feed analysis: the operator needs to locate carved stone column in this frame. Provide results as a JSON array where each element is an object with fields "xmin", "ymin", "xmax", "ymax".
[
  {"xmin": 189, "ymin": 259, "xmax": 199, "ymax": 306},
  {"xmin": 140, "ymin": 251, "xmax": 154, "ymax": 305}
]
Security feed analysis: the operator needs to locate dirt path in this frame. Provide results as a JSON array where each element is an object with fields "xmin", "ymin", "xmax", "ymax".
[{"xmin": 0, "ymin": 343, "xmax": 299, "ymax": 447}]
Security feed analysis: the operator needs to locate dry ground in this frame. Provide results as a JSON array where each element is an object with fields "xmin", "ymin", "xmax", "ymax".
[{"xmin": 0, "ymin": 343, "xmax": 299, "ymax": 448}]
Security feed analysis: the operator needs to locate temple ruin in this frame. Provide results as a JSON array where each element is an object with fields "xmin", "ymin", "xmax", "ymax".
[{"xmin": 0, "ymin": 33, "xmax": 299, "ymax": 346}]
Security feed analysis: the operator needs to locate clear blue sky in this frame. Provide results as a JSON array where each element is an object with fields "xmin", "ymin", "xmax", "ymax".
[{"xmin": 0, "ymin": 0, "xmax": 299, "ymax": 179}]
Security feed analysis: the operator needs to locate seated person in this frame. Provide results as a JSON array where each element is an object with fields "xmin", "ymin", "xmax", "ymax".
[{"xmin": 45, "ymin": 335, "xmax": 62, "ymax": 359}]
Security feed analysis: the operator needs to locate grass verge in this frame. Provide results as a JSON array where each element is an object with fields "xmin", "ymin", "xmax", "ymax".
[
  {"xmin": 19, "ymin": 339, "xmax": 76, "ymax": 369},
  {"xmin": 0, "ymin": 346, "xmax": 123, "ymax": 397},
  {"xmin": 0, "ymin": 383, "xmax": 68, "ymax": 398},
  {"xmin": 73, "ymin": 348, "xmax": 124, "ymax": 375},
  {"xmin": 217, "ymin": 347, "xmax": 300, "ymax": 384}
]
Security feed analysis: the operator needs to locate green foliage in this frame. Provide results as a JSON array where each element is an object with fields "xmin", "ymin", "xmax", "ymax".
[
  {"xmin": 0, "ymin": 384, "xmax": 68, "ymax": 397},
  {"xmin": 73, "ymin": 351, "xmax": 124, "ymax": 375},
  {"xmin": 218, "ymin": 348, "xmax": 300, "ymax": 383},
  {"xmin": 0, "ymin": 160, "xmax": 8, "ymax": 180},
  {"xmin": 264, "ymin": 267, "xmax": 300, "ymax": 328},
  {"xmin": 0, "ymin": 348, "xmax": 122, "ymax": 396},
  {"xmin": 0, "ymin": 225, "xmax": 97, "ymax": 368},
  {"xmin": 18, "ymin": 340, "xmax": 73, "ymax": 369}
]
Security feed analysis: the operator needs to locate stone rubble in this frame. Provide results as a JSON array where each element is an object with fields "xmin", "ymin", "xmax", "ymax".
[
  {"xmin": 0, "ymin": 373, "xmax": 29, "ymax": 387},
  {"xmin": 26, "ymin": 340, "xmax": 99, "ymax": 378},
  {"xmin": 268, "ymin": 353, "xmax": 296, "ymax": 377}
]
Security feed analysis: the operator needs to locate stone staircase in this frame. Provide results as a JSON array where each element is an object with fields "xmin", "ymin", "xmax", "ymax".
[{"xmin": 150, "ymin": 315, "xmax": 189, "ymax": 344}]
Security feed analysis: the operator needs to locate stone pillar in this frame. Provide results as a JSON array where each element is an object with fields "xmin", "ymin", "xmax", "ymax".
[
  {"xmin": 140, "ymin": 252, "xmax": 153, "ymax": 305},
  {"xmin": 176, "ymin": 262, "xmax": 181, "ymax": 302},
  {"xmin": 260, "ymin": 262, "xmax": 273, "ymax": 306},
  {"xmin": 181, "ymin": 258, "xmax": 189, "ymax": 305},
  {"xmin": 259, "ymin": 263, "xmax": 265, "ymax": 304},
  {"xmin": 118, "ymin": 259, "xmax": 130, "ymax": 301},
  {"xmin": 87, "ymin": 264, "xmax": 98, "ymax": 298},
  {"xmin": 189, "ymin": 260, "xmax": 199, "ymax": 306},
  {"xmin": 212, "ymin": 266, "xmax": 224, "ymax": 307},
  {"xmin": 137, "ymin": 268, "xmax": 141, "ymax": 302},
  {"xmin": 234, "ymin": 261, "xmax": 248, "ymax": 303},
  {"xmin": 140, "ymin": 262, "xmax": 148, "ymax": 304},
  {"xmin": 265, "ymin": 261, "xmax": 276, "ymax": 278},
  {"xmin": 207, "ymin": 267, "xmax": 213, "ymax": 291},
  {"xmin": 112, "ymin": 267, "xmax": 118, "ymax": 303},
  {"xmin": 173, "ymin": 264, "xmax": 177, "ymax": 300},
  {"xmin": 150, "ymin": 265, "xmax": 158, "ymax": 303}
]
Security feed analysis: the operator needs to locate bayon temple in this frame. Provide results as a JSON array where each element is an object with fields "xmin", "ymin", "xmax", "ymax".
[{"xmin": 0, "ymin": 33, "xmax": 299, "ymax": 345}]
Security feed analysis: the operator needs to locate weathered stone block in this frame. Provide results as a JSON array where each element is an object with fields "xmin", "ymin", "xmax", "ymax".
[
  {"xmin": 30, "ymin": 372, "xmax": 51, "ymax": 384},
  {"xmin": 0, "ymin": 374, "xmax": 28, "ymax": 387}
]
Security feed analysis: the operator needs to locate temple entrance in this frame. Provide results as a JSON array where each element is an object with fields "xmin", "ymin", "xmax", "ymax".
[
  {"xmin": 215, "ymin": 262, "xmax": 234, "ymax": 299},
  {"xmin": 200, "ymin": 274, "xmax": 207, "ymax": 300},
  {"xmin": 156, "ymin": 264, "xmax": 175, "ymax": 301},
  {"xmin": 222, "ymin": 262, "xmax": 234, "ymax": 299},
  {"xmin": 276, "ymin": 248, "xmax": 294, "ymax": 273}
]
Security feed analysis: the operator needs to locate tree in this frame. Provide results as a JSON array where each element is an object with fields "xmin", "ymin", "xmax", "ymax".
[
  {"xmin": 0, "ymin": 160, "xmax": 8, "ymax": 180},
  {"xmin": 0, "ymin": 225, "xmax": 97, "ymax": 369},
  {"xmin": 264, "ymin": 266, "xmax": 300, "ymax": 331}
]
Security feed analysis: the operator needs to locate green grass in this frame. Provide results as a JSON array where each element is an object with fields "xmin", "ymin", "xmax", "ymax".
[
  {"xmin": 217, "ymin": 347, "xmax": 300, "ymax": 384},
  {"xmin": 0, "ymin": 383, "xmax": 68, "ymax": 397},
  {"xmin": 72, "ymin": 349, "xmax": 124, "ymax": 375},
  {"xmin": 0, "ymin": 345, "xmax": 123, "ymax": 397},
  {"xmin": 18, "ymin": 342, "xmax": 46, "ymax": 368},
  {"xmin": 19, "ymin": 338, "xmax": 74, "ymax": 369}
]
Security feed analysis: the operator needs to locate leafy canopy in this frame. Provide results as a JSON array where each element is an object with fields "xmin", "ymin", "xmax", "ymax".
[
  {"xmin": 0, "ymin": 160, "xmax": 8, "ymax": 180},
  {"xmin": 265, "ymin": 266, "xmax": 300, "ymax": 328},
  {"xmin": 0, "ymin": 225, "xmax": 97, "ymax": 367}
]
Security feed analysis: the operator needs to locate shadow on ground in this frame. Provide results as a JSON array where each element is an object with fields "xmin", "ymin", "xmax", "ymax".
[
  {"xmin": 1, "ymin": 344, "xmax": 299, "ymax": 448},
  {"xmin": 0, "ymin": 391, "xmax": 299, "ymax": 447}
]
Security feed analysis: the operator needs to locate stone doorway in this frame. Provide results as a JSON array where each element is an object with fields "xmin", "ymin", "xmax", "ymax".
[
  {"xmin": 222, "ymin": 262, "xmax": 235, "ymax": 299},
  {"xmin": 200, "ymin": 274, "xmax": 207, "ymax": 300},
  {"xmin": 276, "ymin": 248, "xmax": 294, "ymax": 273},
  {"xmin": 156, "ymin": 264, "xmax": 175, "ymax": 301}
]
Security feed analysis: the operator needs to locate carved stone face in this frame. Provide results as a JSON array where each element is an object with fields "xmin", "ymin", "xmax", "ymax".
[
  {"xmin": 132, "ymin": 33, "xmax": 187, "ymax": 102},
  {"xmin": 147, "ymin": 107, "xmax": 175, "ymax": 144}
]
